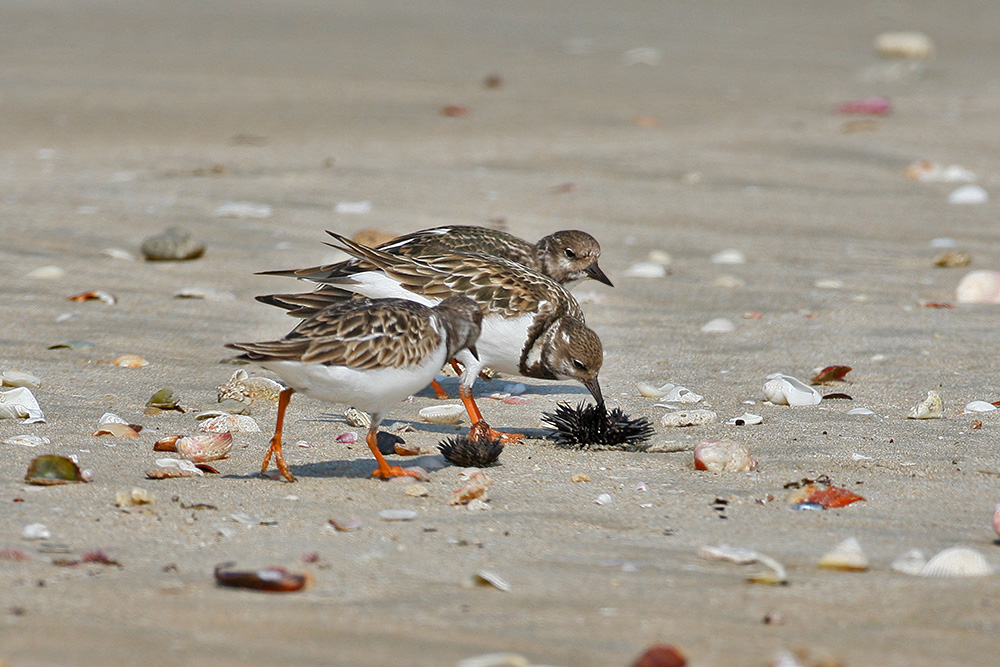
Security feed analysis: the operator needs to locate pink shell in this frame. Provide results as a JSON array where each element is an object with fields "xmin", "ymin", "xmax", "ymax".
[
  {"xmin": 336, "ymin": 432, "xmax": 358, "ymax": 444},
  {"xmin": 176, "ymin": 432, "xmax": 233, "ymax": 463}
]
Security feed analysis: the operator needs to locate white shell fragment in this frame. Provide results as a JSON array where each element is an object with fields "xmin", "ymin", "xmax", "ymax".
[
  {"xmin": 98, "ymin": 412, "xmax": 128, "ymax": 426},
  {"xmin": 652, "ymin": 384, "xmax": 703, "ymax": 405},
  {"xmin": 963, "ymin": 401, "xmax": 997, "ymax": 413},
  {"xmin": 698, "ymin": 544, "xmax": 787, "ymax": 585},
  {"xmin": 176, "ymin": 432, "xmax": 233, "ymax": 463},
  {"xmin": 2, "ymin": 371, "xmax": 41, "ymax": 389},
  {"xmin": 700, "ymin": 318, "xmax": 735, "ymax": 333},
  {"xmin": 334, "ymin": 200, "xmax": 373, "ymax": 215},
  {"xmin": 908, "ymin": 391, "xmax": 943, "ymax": 419},
  {"xmin": 173, "ymin": 287, "xmax": 236, "ymax": 300},
  {"xmin": 993, "ymin": 504, "xmax": 1000, "ymax": 541},
  {"xmin": 955, "ymin": 270, "xmax": 1000, "ymax": 305},
  {"xmin": 763, "ymin": 373, "xmax": 821, "ymax": 406},
  {"xmin": 694, "ymin": 439, "xmax": 757, "ymax": 472},
  {"xmin": 26, "ymin": 266, "xmax": 67, "ymax": 280},
  {"xmin": 622, "ymin": 261, "xmax": 667, "ymax": 279},
  {"xmin": 710, "ymin": 249, "xmax": 746, "ymax": 265},
  {"xmin": 214, "ymin": 201, "xmax": 273, "ymax": 218},
  {"xmin": 418, "ymin": 404, "xmax": 465, "ymax": 425},
  {"xmin": 345, "ymin": 408, "xmax": 372, "ymax": 428},
  {"xmin": 846, "ymin": 407, "xmax": 875, "ymax": 416},
  {"xmin": 198, "ymin": 413, "xmax": 260, "ymax": 433},
  {"xmin": 920, "ymin": 547, "xmax": 993, "ymax": 578},
  {"xmin": 378, "ymin": 509, "xmax": 418, "ymax": 521},
  {"xmin": 468, "ymin": 569, "xmax": 510, "ymax": 591},
  {"xmin": 0, "ymin": 387, "xmax": 46, "ymax": 424},
  {"xmin": 905, "ymin": 161, "xmax": 975, "ymax": 183},
  {"xmin": 817, "ymin": 537, "xmax": 870, "ymax": 571},
  {"xmin": 726, "ymin": 412, "xmax": 763, "ymax": 426},
  {"xmin": 660, "ymin": 409, "xmax": 717, "ymax": 427},
  {"xmin": 3, "ymin": 434, "xmax": 50, "ymax": 447},
  {"xmin": 891, "ymin": 549, "xmax": 927, "ymax": 576},
  {"xmin": 947, "ymin": 184, "xmax": 988, "ymax": 205},
  {"xmin": 594, "ymin": 493, "xmax": 613, "ymax": 505},
  {"xmin": 217, "ymin": 369, "xmax": 284, "ymax": 403},
  {"xmin": 154, "ymin": 458, "xmax": 205, "ymax": 476},
  {"xmin": 875, "ymin": 31, "xmax": 934, "ymax": 59},
  {"xmin": 22, "ymin": 523, "xmax": 52, "ymax": 540}
]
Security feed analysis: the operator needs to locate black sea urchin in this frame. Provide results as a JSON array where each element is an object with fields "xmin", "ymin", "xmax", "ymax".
[
  {"xmin": 541, "ymin": 402, "xmax": 654, "ymax": 451},
  {"xmin": 438, "ymin": 435, "xmax": 504, "ymax": 467}
]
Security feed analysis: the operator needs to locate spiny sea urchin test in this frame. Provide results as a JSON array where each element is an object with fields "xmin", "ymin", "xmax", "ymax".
[
  {"xmin": 541, "ymin": 402, "xmax": 654, "ymax": 451},
  {"xmin": 438, "ymin": 435, "xmax": 504, "ymax": 468}
]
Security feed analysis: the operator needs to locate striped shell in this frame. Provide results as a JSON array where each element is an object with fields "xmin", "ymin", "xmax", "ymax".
[{"xmin": 920, "ymin": 547, "xmax": 993, "ymax": 578}]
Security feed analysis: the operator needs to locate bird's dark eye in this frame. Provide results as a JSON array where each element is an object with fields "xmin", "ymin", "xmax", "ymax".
[
  {"xmin": 572, "ymin": 359, "xmax": 586, "ymax": 370},
  {"xmin": 564, "ymin": 248, "xmax": 576, "ymax": 259}
]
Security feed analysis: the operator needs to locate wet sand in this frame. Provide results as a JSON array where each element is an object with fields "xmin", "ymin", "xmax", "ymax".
[{"xmin": 2, "ymin": 2, "xmax": 1000, "ymax": 665}]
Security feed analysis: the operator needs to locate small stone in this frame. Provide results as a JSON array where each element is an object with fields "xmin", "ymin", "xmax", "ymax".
[
  {"xmin": 571, "ymin": 473, "xmax": 591, "ymax": 482},
  {"xmin": 660, "ymin": 409, "xmax": 717, "ymax": 427},
  {"xmin": 141, "ymin": 227, "xmax": 205, "ymax": 261},
  {"xmin": 594, "ymin": 493, "xmax": 613, "ymax": 505},
  {"xmin": 26, "ymin": 266, "xmax": 66, "ymax": 280}
]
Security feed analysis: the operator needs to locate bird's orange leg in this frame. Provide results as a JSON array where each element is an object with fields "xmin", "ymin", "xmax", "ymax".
[
  {"xmin": 430, "ymin": 379, "xmax": 449, "ymax": 400},
  {"xmin": 459, "ymin": 384, "xmax": 523, "ymax": 443},
  {"xmin": 262, "ymin": 387, "xmax": 296, "ymax": 482},
  {"xmin": 366, "ymin": 429, "xmax": 422, "ymax": 480}
]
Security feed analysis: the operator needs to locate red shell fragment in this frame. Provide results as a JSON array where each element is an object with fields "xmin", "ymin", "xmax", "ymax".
[
  {"xmin": 836, "ymin": 96, "xmax": 892, "ymax": 115},
  {"xmin": 787, "ymin": 484, "xmax": 865, "ymax": 508},
  {"xmin": 214, "ymin": 563, "xmax": 311, "ymax": 592},
  {"xmin": 440, "ymin": 104, "xmax": 471, "ymax": 118},
  {"xmin": 153, "ymin": 435, "xmax": 181, "ymax": 452},
  {"xmin": 924, "ymin": 302, "xmax": 954, "ymax": 309},
  {"xmin": 810, "ymin": 365, "xmax": 852, "ymax": 384},
  {"xmin": 631, "ymin": 644, "xmax": 687, "ymax": 667}
]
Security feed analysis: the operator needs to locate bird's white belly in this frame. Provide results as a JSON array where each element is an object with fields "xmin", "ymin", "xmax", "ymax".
[
  {"xmin": 462, "ymin": 312, "xmax": 532, "ymax": 376},
  {"xmin": 260, "ymin": 347, "xmax": 447, "ymax": 416}
]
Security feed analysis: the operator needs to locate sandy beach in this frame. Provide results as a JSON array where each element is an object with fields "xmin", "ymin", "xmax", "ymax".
[{"xmin": 3, "ymin": 2, "xmax": 1000, "ymax": 665}]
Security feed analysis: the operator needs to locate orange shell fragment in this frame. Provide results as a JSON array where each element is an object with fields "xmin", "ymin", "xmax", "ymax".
[
  {"xmin": 810, "ymin": 365, "xmax": 852, "ymax": 384},
  {"xmin": 787, "ymin": 484, "xmax": 865, "ymax": 508}
]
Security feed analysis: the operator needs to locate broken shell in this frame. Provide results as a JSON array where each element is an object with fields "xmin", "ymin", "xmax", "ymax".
[
  {"xmin": 920, "ymin": 547, "xmax": 994, "ymax": 578},
  {"xmin": 214, "ymin": 563, "xmax": 311, "ymax": 592},
  {"xmin": 26, "ymin": 265, "xmax": 66, "ymax": 280},
  {"xmin": 700, "ymin": 318, "xmax": 735, "ymax": 333},
  {"xmin": 786, "ymin": 484, "xmax": 865, "ymax": 508},
  {"xmin": 449, "ymin": 470, "xmax": 491, "ymax": 506},
  {"xmin": 344, "ymin": 408, "xmax": 372, "ymax": 428},
  {"xmin": 726, "ymin": 413, "xmax": 763, "ymax": 426},
  {"xmin": 176, "ymin": 432, "xmax": 233, "ymax": 463},
  {"xmin": 115, "ymin": 487, "xmax": 155, "ymax": 508},
  {"xmin": 2, "ymin": 370, "xmax": 41, "ymax": 389},
  {"xmin": 216, "ymin": 369, "xmax": 284, "ymax": 403},
  {"xmin": 623, "ymin": 262, "xmax": 667, "ymax": 279},
  {"xmin": 637, "ymin": 382, "xmax": 669, "ymax": 398},
  {"xmin": 810, "ymin": 365, "xmax": 851, "ymax": 384},
  {"xmin": 173, "ymin": 287, "xmax": 235, "ymax": 300},
  {"xmin": 891, "ymin": 549, "xmax": 927, "ymax": 576},
  {"xmin": 710, "ymin": 249, "xmax": 746, "ymax": 265},
  {"xmin": 378, "ymin": 509, "xmax": 418, "ymax": 521},
  {"xmin": 763, "ymin": 374, "xmax": 821, "ymax": 406},
  {"xmin": 908, "ymin": 390, "xmax": 943, "ymax": 419},
  {"xmin": 112, "ymin": 354, "xmax": 148, "ymax": 368},
  {"xmin": 468, "ymin": 569, "xmax": 510, "ymax": 592},
  {"xmin": 146, "ymin": 388, "xmax": 180, "ymax": 410},
  {"xmin": 151, "ymin": 458, "xmax": 204, "ymax": 477},
  {"xmin": 694, "ymin": 439, "xmax": 757, "ymax": 473},
  {"xmin": 3, "ymin": 434, "xmax": 50, "ymax": 447},
  {"xmin": 93, "ymin": 423, "xmax": 140, "ymax": 438},
  {"xmin": 660, "ymin": 409, "xmax": 716, "ymax": 427},
  {"xmin": 649, "ymin": 384, "xmax": 703, "ymax": 405},
  {"xmin": 67, "ymin": 289, "xmax": 117, "ymax": 305},
  {"xmin": 818, "ymin": 537, "xmax": 869, "ymax": 571},
  {"xmin": 198, "ymin": 413, "xmax": 260, "ymax": 433},
  {"xmin": 25, "ymin": 455, "xmax": 86, "ymax": 485},
  {"xmin": 907, "ymin": 161, "xmax": 975, "ymax": 183},
  {"xmin": 0, "ymin": 387, "xmax": 46, "ymax": 423},
  {"xmin": 22, "ymin": 523, "xmax": 52, "ymax": 540},
  {"xmin": 846, "ymin": 407, "xmax": 875, "ymax": 415},
  {"xmin": 404, "ymin": 483, "xmax": 429, "ymax": 497},
  {"xmin": 328, "ymin": 517, "xmax": 363, "ymax": 532},
  {"xmin": 963, "ymin": 401, "xmax": 997, "ymax": 413},
  {"xmin": 630, "ymin": 645, "xmax": 687, "ymax": 667},
  {"xmin": 934, "ymin": 250, "xmax": 972, "ymax": 268},
  {"xmin": 875, "ymin": 31, "xmax": 933, "ymax": 59},
  {"xmin": 418, "ymin": 404, "xmax": 465, "ymax": 425},
  {"xmin": 153, "ymin": 434, "xmax": 181, "ymax": 451},
  {"xmin": 956, "ymin": 270, "xmax": 1000, "ymax": 304}
]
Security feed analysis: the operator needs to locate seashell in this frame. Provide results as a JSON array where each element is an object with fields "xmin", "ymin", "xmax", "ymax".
[
  {"xmin": 0, "ymin": 387, "xmax": 46, "ymax": 423},
  {"xmin": 906, "ymin": 161, "xmax": 975, "ymax": 183},
  {"xmin": 176, "ymin": 432, "xmax": 233, "ymax": 463},
  {"xmin": 948, "ymin": 184, "xmax": 988, "ymax": 205},
  {"xmin": 22, "ymin": 523, "xmax": 52, "ymax": 540},
  {"xmin": 456, "ymin": 654, "xmax": 532, "ymax": 667},
  {"xmin": 468, "ymin": 569, "xmax": 510, "ymax": 592},
  {"xmin": 993, "ymin": 504, "xmax": 1000, "ymax": 540},
  {"xmin": 93, "ymin": 422, "xmax": 140, "ymax": 438},
  {"xmin": 934, "ymin": 250, "xmax": 972, "ymax": 268},
  {"xmin": 328, "ymin": 517, "xmax": 363, "ymax": 532},
  {"xmin": 726, "ymin": 412, "xmax": 763, "ymax": 426},
  {"xmin": 378, "ymin": 509, "xmax": 418, "ymax": 521},
  {"xmin": 99, "ymin": 412, "xmax": 128, "ymax": 425},
  {"xmin": 818, "ymin": 537, "xmax": 869, "ymax": 571},
  {"xmin": 699, "ymin": 544, "xmax": 760, "ymax": 565},
  {"xmin": 908, "ymin": 390, "xmax": 943, "ymax": 419},
  {"xmin": 26, "ymin": 265, "xmax": 66, "ymax": 280},
  {"xmin": 660, "ymin": 409, "xmax": 716, "ymax": 428},
  {"xmin": 2, "ymin": 370, "xmax": 41, "ymax": 389},
  {"xmin": 956, "ymin": 270, "xmax": 1000, "ymax": 304},
  {"xmin": 655, "ymin": 385, "xmax": 703, "ymax": 405},
  {"xmin": 25, "ymin": 455, "xmax": 86, "ymax": 485},
  {"xmin": 810, "ymin": 365, "xmax": 851, "ymax": 384},
  {"xmin": 67, "ymin": 289, "xmax": 117, "ymax": 305},
  {"xmin": 963, "ymin": 401, "xmax": 997, "ymax": 413},
  {"xmin": 153, "ymin": 435, "xmax": 180, "ymax": 451},
  {"xmin": 112, "ymin": 354, "xmax": 148, "ymax": 367},
  {"xmin": 198, "ymin": 414, "xmax": 259, "ymax": 433},
  {"xmin": 217, "ymin": 369, "xmax": 284, "ymax": 403},
  {"xmin": 593, "ymin": 493, "xmax": 613, "ymax": 505},
  {"xmin": 214, "ymin": 201, "xmax": 273, "ymax": 219},
  {"xmin": 449, "ymin": 470, "xmax": 491, "ymax": 506},
  {"xmin": 418, "ymin": 403, "xmax": 465, "ymax": 425},
  {"xmin": 875, "ymin": 31, "xmax": 934, "ymax": 59},
  {"xmin": 4, "ymin": 434, "xmax": 50, "ymax": 447},
  {"xmin": 710, "ymin": 248, "xmax": 746, "ymax": 265},
  {"xmin": 146, "ymin": 388, "xmax": 180, "ymax": 410},
  {"xmin": 891, "ymin": 549, "xmax": 927, "ymax": 576},
  {"xmin": 637, "ymin": 382, "xmax": 670, "ymax": 398},
  {"xmin": 214, "ymin": 563, "xmax": 310, "ymax": 592},
  {"xmin": 700, "ymin": 318, "xmax": 734, "ymax": 333},
  {"xmin": 404, "ymin": 483, "xmax": 429, "ymax": 497},
  {"xmin": 786, "ymin": 484, "xmax": 864, "ymax": 508},
  {"xmin": 47, "ymin": 340, "xmax": 95, "ymax": 350},
  {"xmin": 920, "ymin": 546, "xmax": 993, "ymax": 578},
  {"xmin": 334, "ymin": 200, "xmax": 373, "ymax": 214},
  {"xmin": 623, "ymin": 261, "xmax": 666, "ymax": 279},
  {"xmin": 344, "ymin": 407, "xmax": 372, "ymax": 428},
  {"xmin": 102, "ymin": 247, "xmax": 136, "ymax": 261},
  {"xmin": 336, "ymin": 431, "xmax": 358, "ymax": 444},
  {"xmin": 846, "ymin": 407, "xmax": 875, "ymax": 415},
  {"xmin": 152, "ymin": 458, "xmax": 204, "ymax": 477},
  {"xmin": 141, "ymin": 227, "xmax": 205, "ymax": 261},
  {"xmin": 763, "ymin": 374, "xmax": 821, "ymax": 406},
  {"xmin": 115, "ymin": 487, "xmax": 155, "ymax": 508},
  {"xmin": 630, "ymin": 645, "xmax": 687, "ymax": 667},
  {"xmin": 694, "ymin": 439, "xmax": 757, "ymax": 473}
]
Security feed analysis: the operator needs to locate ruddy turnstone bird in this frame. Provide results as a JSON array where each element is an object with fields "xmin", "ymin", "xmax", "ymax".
[
  {"xmin": 266, "ymin": 232, "xmax": 605, "ymax": 443},
  {"xmin": 226, "ymin": 296, "xmax": 482, "ymax": 482}
]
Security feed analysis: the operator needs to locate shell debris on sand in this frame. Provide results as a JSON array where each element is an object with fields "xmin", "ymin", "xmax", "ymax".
[
  {"xmin": 955, "ymin": 270, "xmax": 1000, "ymax": 304},
  {"xmin": 660, "ymin": 409, "xmax": 716, "ymax": 428},
  {"xmin": 449, "ymin": 470, "xmax": 491, "ymax": 506},
  {"xmin": 176, "ymin": 432, "xmax": 233, "ymax": 463},
  {"xmin": 418, "ymin": 404, "xmax": 465, "ymax": 425},
  {"xmin": 198, "ymin": 413, "xmax": 260, "ymax": 433},
  {"xmin": 763, "ymin": 374, "xmax": 821, "ymax": 406},
  {"xmin": 2, "ymin": 370, "xmax": 42, "ymax": 389},
  {"xmin": 919, "ymin": 547, "xmax": 993, "ymax": 577},
  {"xmin": 818, "ymin": 537, "xmax": 869, "ymax": 571},
  {"xmin": 217, "ymin": 369, "xmax": 283, "ymax": 404},
  {"xmin": 693, "ymin": 439, "xmax": 757, "ymax": 473},
  {"xmin": 699, "ymin": 544, "xmax": 787, "ymax": 585},
  {"xmin": 908, "ymin": 390, "xmax": 943, "ymax": 419}
]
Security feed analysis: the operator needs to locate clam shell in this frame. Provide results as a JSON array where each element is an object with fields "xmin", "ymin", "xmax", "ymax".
[
  {"xmin": 956, "ymin": 270, "xmax": 1000, "ymax": 304},
  {"xmin": 3, "ymin": 434, "xmax": 50, "ymax": 447},
  {"xmin": 818, "ymin": 537, "xmax": 869, "ymax": 571},
  {"xmin": 907, "ymin": 390, "xmax": 943, "ymax": 419},
  {"xmin": 2, "ymin": 371, "xmax": 41, "ymax": 389},
  {"xmin": 700, "ymin": 317, "xmax": 735, "ymax": 333},
  {"xmin": 176, "ymin": 432, "xmax": 233, "ymax": 463},
  {"xmin": 197, "ymin": 414, "xmax": 259, "ymax": 433},
  {"xmin": 419, "ymin": 404, "xmax": 466, "ymax": 425},
  {"xmin": 963, "ymin": 401, "xmax": 997, "ymax": 413},
  {"xmin": 726, "ymin": 412, "xmax": 763, "ymax": 426},
  {"xmin": 920, "ymin": 546, "xmax": 994, "ymax": 577},
  {"xmin": 25, "ymin": 455, "xmax": 85, "ymax": 485},
  {"xmin": 763, "ymin": 373, "xmax": 821, "ymax": 406}
]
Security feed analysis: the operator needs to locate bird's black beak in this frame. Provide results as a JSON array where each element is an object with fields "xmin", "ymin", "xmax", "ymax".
[
  {"xmin": 585, "ymin": 262, "xmax": 614, "ymax": 287},
  {"xmin": 467, "ymin": 344, "xmax": 480, "ymax": 361},
  {"xmin": 583, "ymin": 375, "xmax": 604, "ymax": 406}
]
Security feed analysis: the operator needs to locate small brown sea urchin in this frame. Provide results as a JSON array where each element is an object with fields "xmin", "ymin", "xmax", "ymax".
[
  {"xmin": 542, "ymin": 402, "xmax": 654, "ymax": 451},
  {"xmin": 438, "ymin": 435, "xmax": 504, "ymax": 468}
]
